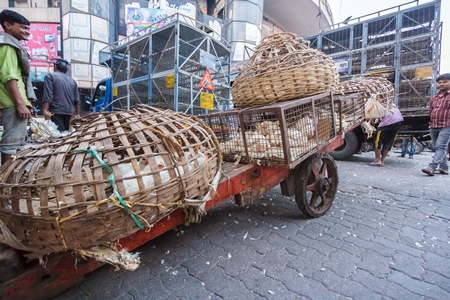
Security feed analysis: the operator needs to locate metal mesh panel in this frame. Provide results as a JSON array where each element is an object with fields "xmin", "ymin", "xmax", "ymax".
[
  {"xmin": 352, "ymin": 24, "xmax": 363, "ymax": 50},
  {"xmin": 350, "ymin": 50, "xmax": 362, "ymax": 75},
  {"xmin": 401, "ymin": 6, "xmax": 435, "ymax": 39},
  {"xmin": 322, "ymin": 29, "xmax": 351, "ymax": 55},
  {"xmin": 366, "ymin": 44, "xmax": 395, "ymax": 71},
  {"xmin": 367, "ymin": 16, "xmax": 396, "ymax": 46},
  {"xmin": 306, "ymin": 2, "xmax": 439, "ymax": 109},
  {"xmin": 108, "ymin": 16, "xmax": 230, "ymax": 114},
  {"xmin": 129, "ymin": 39, "xmax": 150, "ymax": 79},
  {"xmin": 333, "ymin": 93, "xmax": 365, "ymax": 132},
  {"xmin": 400, "ymin": 37, "xmax": 433, "ymax": 66},
  {"xmin": 198, "ymin": 111, "xmax": 241, "ymax": 162},
  {"xmin": 152, "ymin": 27, "xmax": 176, "ymax": 74},
  {"xmin": 398, "ymin": 69, "xmax": 430, "ymax": 109},
  {"xmin": 112, "ymin": 47, "xmax": 128, "ymax": 84}
]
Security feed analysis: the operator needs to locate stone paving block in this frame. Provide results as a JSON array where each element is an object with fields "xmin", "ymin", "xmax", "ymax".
[
  {"xmin": 270, "ymin": 267, "xmax": 340, "ymax": 299},
  {"xmin": 217, "ymin": 246, "xmax": 262, "ymax": 277},
  {"xmin": 371, "ymin": 236, "xmax": 423, "ymax": 258},
  {"xmin": 287, "ymin": 247, "xmax": 328, "ymax": 278},
  {"xmin": 372, "ymin": 224, "xmax": 401, "ymax": 243},
  {"xmin": 387, "ymin": 270, "xmax": 449, "ymax": 299},
  {"xmin": 155, "ymin": 265, "xmax": 218, "ymax": 299},
  {"xmin": 340, "ymin": 214, "xmax": 380, "ymax": 229},
  {"xmin": 423, "ymin": 225, "xmax": 450, "ymax": 242},
  {"xmin": 257, "ymin": 248, "xmax": 297, "ymax": 277},
  {"xmin": 180, "ymin": 233, "xmax": 217, "ymax": 254},
  {"xmin": 344, "ymin": 223, "xmax": 376, "ymax": 241},
  {"xmin": 325, "ymin": 223, "xmax": 357, "ymax": 240},
  {"xmin": 390, "ymin": 251, "xmax": 425, "ymax": 279},
  {"xmin": 244, "ymin": 237, "xmax": 276, "ymax": 255},
  {"xmin": 196, "ymin": 267, "xmax": 257, "ymax": 299},
  {"xmin": 422, "ymin": 252, "xmax": 450, "ymax": 278},
  {"xmin": 311, "ymin": 268, "xmax": 381, "ymax": 299},
  {"xmin": 208, "ymin": 231, "xmax": 238, "ymax": 253},
  {"xmin": 349, "ymin": 269, "xmax": 420, "ymax": 300},
  {"xmin": 326, "ymin": 215, "xmax": 356, "ymax": 229},
  {"xmin": 120, "ymin": 273, "xmax": 170, "ymax": 300},
  {"xmin": 181, "ymin": 248, "xmax": 228, "ymax": 277},
  {"xmin": 422, "ymin": 270, "xmax": 450, "ymax": 293},
  {"xmin": 297, "ymin": 221, "xmax": 328, "ymax": 240},
  {"xmin": 262, "ymin": 232, "xmax": 301, "ymax": 250},
  {"xmin": 73, "ymin": 266, "xmax": 129, "ymax": 299},
  {"xmin": 237, "ymin": 266, "xmax": 298, "ymax": 299},
  {"xmin": 321, "ymin": 250, "xmax": 361, "ymax": 277},
  {"xmin": 319, "ymin": 233, "xmax": 364, "ymax": 257},
  {"xmin": 356, "ymin": 249, "xmax": 392, "ymax": 278},
  {"xmin": 270, "ymin": 222, "xmax": 301, "ymax": 238},
  {"xmin": 343, "ymin": 235, "xmax": 394, "ymax": 257},
  {"xmin": 289, "ymin": 234, "xmax": 336, "ymax": 256}
]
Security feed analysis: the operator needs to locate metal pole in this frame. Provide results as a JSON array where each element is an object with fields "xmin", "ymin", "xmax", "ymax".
[
  {"xmin": 127, "ymin": 46, "xmax": 131, "ymax": 110},
  {"xmin": 174, "ymin": 15, "xmax": 180, "ymax": 112},
  {"xmin": 393, "ymin": 11, "xmax": 402, "ymax": 105}
]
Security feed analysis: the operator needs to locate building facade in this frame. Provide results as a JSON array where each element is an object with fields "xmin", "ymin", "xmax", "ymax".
[{"xmin": 0, "ymin": 0, "xmax": 333, "ymax": 94}]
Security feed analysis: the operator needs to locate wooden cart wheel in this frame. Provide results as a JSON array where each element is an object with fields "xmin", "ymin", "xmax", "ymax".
[{"xmin": 295, "ymin": 153, "xmax": 338, "ymax": 217}]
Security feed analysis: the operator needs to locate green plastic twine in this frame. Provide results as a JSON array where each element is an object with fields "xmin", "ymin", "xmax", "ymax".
[{"xmin": 71, "ymin": 148, "xmax": 144, "ymax": 230}]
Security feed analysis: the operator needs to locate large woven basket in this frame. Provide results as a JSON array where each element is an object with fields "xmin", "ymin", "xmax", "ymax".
[
  {"xmin": 0, "ymin": 106, "xmax": 221, "ymax": 258},
  {"xmin": 334, "ymin": 76, "xmax": 395, "ymax": 113},
  {"xmin": 231, "ymin": 33, "xmax": 339, "ymax": 108}
]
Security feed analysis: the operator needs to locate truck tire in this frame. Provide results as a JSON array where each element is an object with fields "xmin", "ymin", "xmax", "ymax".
[{"xmin": 330, "ymin": 131, "xmax": 360, "ymax": 160}]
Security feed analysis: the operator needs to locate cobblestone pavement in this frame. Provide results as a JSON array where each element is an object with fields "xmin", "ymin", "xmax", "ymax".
[{"xmin": 56, "ymin": 150, "xmax": 450, "ymax": 300}]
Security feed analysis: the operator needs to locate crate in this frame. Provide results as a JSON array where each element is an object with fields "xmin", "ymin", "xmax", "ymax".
[
  {"xmin": 333, "ymin": 92, "xmax": 365, "ymax": 133},
  {"xmin": 198, "ymin": 110, "xmax": 242, "ymax": 162},
  {"xmin": 201, "ymin": 92, "xmax": 337, "ymax": 168}
]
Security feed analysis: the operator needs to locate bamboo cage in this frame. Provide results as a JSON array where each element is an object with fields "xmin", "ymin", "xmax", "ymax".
[{"xmin": 0, "ymin": 105, "xmax": 222, "ymax": 258}]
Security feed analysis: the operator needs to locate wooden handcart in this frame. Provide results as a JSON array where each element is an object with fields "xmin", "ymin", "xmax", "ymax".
[{"xmin": 0, "ymin": 92, "xmax": 358, "ymax": 300}]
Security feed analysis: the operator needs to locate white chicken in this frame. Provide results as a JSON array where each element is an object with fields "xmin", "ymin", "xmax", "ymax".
[
  {"xmin": 295, "ymin": 116, "xmax": 315, "ymax": 137},
  {"xmin": 362, "ymin": 121, "xmax": 377, "ymax": 138}
]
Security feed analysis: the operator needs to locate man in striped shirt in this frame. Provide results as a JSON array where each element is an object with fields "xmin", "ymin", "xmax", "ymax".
[{"xmin": 422, "ymin": 73, "xmax": 450, "ymax": 176}]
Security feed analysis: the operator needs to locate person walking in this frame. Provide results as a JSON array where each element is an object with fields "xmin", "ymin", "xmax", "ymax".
[
  {"xmin": 369, "ymin": 104, "xmax": 403, "ymax": 167},
  {"xmin": 0, "ymin": 10, "xmax": 37, "ymax": 166},
  {"xmin": 421, "ymin": 73, "xmax": 450, "ymax": 176},
  {"xmin": 398, "ymin": 136, "xmax": 416, "ymax": 159},
  {"xmin": 42, "ymin": 58, "xmax": 80, "ymax": 132}
]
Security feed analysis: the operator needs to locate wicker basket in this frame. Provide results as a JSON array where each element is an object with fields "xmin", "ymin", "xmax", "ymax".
[
  {"xmin": 0, "ymin": 106, "xmax": 222, "ymax": 258},
  {"xmin": 334, "ymin": 76, "xmax": 394, "ymax": 116},
  {"xmin": 231, "ymin": 33, "xmax": 339, "ymax": 108}
]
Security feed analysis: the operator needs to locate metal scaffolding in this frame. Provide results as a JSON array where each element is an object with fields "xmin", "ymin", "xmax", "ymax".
[
  {"xmin": 306, "ymin": 0, "xmax": 442, "ymax": 111},
  {"xmin": 102, "ymin": 14, "xmax": 231, "ymax": 115}
]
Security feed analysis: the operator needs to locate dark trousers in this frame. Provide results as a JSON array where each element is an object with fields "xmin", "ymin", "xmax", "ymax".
[{"xmin": 51, "ymin": 114, "xmax": 71, "ymax": 132}]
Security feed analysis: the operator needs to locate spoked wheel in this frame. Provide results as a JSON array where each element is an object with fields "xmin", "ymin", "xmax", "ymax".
[{"xmin": 295, "ymin": 153, "xmax": 338, "ymax": 217}]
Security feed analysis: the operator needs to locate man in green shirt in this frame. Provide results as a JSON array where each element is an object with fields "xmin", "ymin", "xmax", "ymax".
[{"xmin": 0, "ymin": 10, "xmax": 36, "ymax": 166}]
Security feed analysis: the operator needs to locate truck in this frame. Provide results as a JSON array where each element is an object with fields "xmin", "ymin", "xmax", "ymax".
[{"xmin": 307, "ymin": 0, "xmax": 442, "ymax": 159}]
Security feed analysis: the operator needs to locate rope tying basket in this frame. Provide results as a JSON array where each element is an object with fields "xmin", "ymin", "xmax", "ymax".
[
  {"xmin": 231, "ymin": 32, "xmax": 339, "ymax": 108},
  {"xmin": 0, "ymin": 105, "xmax": 222, "ymax": 258},
  {"xmin": 334, "ymin": 76, "xmax": 395, "ymax": 114}
]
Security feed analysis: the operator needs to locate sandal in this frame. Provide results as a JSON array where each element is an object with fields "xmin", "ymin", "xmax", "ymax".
[{"xmin": 434, "ymin": 169, "xmax": 449, "ymax": 175}]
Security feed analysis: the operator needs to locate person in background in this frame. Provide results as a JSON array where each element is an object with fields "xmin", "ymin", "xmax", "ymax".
[
  {"xmin": 398, "ymin": 136, "xmax": 416, "ymax": 159},
  {"xmin": 42, "ymin": 58, "xmax": 80, "ymax": 132},
  {"xmin": 0, "ymin": 10, "xmax": 37, "ymax": 166},
  {"xmin": 421, "ymin": 73, "xmax": 450, "ymax": 176},
  {"xmin": 368, "ymin": 104, "xmax": 403, "ymax": 167}
]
